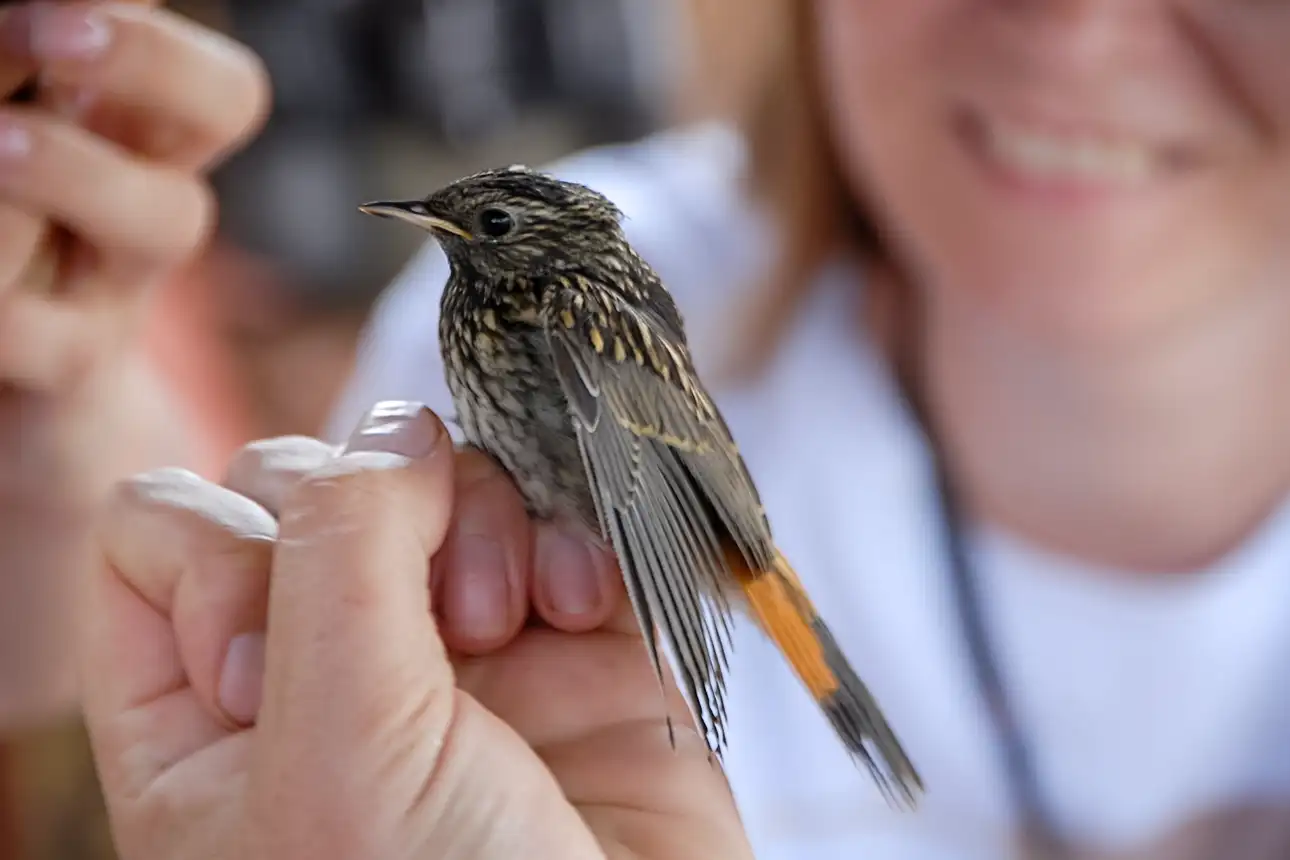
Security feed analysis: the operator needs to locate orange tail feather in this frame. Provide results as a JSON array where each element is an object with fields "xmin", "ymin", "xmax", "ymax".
[{"xmin": 727, "ymin": 543, "xmax": 923, "ymax": 808}]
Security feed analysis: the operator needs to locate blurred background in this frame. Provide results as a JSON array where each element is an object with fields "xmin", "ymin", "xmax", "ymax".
[
  {"xmin": 168, "ymin": 0, "xmax": 688, "ymax": 447},
  {"xmin": 2, "ymin": 0, "xmax": 767, "ymax": 856}
]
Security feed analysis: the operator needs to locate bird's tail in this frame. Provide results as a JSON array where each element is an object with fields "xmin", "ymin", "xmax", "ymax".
[{"xmin": 728, "ymin": 544, "xmax": 924, "ymax": 808}]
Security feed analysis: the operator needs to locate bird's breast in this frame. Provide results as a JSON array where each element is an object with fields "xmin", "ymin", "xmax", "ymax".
[{"xmin": 440, "ymin": 313, "xmax": 595, "ymax": 523}]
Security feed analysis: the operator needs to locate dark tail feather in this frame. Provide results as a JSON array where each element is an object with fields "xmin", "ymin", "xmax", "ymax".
[
  {"xmin": 734, "ymin": 546, "xmax": 924, "ymax": 808},
  {"xmin": 811, "ymin": 612, "xmax": 923, "ymax": 808}
]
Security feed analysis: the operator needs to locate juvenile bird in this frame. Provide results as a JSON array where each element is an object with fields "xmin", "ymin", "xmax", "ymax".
[{"xmin": 359, "ymin": 166, "xmax": 923, "ymax": 806}]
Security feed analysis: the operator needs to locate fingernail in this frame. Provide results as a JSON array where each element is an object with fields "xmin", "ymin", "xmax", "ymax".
[
  {"xmin": 218, "ymin": 632, "xmax": 266, "ymax": 726},
  {"xmin": 344, "ymin": 400, "xmax": 440, "ymax": 459},
  {"xmin": 539, "ymin": 528, "xmax": 603, "ymax": 616},
  {"xmin": 446, "ymin": 536, "xmax": 510, "ymax": 640},
  {"xmin": 31, "ymin": 3, "xmax": 111, "ymax": 60},
  {"xmin": 0, "ymin": 116, "xmax": 31, "ymax": 159}
]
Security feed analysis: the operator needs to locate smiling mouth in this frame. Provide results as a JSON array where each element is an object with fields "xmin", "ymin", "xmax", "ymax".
[{"xmin": 955, "ymin": 107, "xmax": 1198, "ymax": 195}]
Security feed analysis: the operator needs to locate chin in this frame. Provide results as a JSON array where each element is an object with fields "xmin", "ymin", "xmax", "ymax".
[{"xmin": 920, "ymin": 238, "xmax": 1215, "ymax": 350}]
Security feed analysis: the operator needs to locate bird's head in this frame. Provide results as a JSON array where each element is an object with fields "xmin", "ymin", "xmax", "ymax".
[{"xmin": 359, "ymin": 165, "xmax": 627, "ymax": 280}]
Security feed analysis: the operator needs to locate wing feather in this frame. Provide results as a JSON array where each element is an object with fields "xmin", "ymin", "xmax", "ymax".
[{"xmin": 544, "ymin": 284, "xmax": 760, "ymax": 756}]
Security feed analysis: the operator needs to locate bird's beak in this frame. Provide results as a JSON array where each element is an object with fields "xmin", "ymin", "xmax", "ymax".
[{"xmin": 358, "ymin": 200, "xmax": 473, "ymax": 241}]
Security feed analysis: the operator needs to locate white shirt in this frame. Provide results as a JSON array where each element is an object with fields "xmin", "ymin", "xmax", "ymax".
[{"xmin": 326, "ymin": 123, "xmax": 1290, "ymax": 859}]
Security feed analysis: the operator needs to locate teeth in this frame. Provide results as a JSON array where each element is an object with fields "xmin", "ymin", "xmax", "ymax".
[{"xmin": 983, "ymin": 120, "xmax": 1154, "ymax": 183}]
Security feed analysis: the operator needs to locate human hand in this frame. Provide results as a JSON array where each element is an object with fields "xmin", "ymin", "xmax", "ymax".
[
  {"xmin": 0, "ymin": 0, "xmax": 267, "ymax": 728},
  {"xmin": 80, "ymin": 402, "xmax": 753, "ymax": 860},
  {"xmin": 0, "ymin": 0, "xmax": 267, "ymax": 389}
]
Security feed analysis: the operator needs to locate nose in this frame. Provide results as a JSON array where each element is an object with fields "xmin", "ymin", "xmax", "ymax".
[
  {"xmin": 990, "ymin": 0, "xmax": 1166, "ymax": 65},
  {"xmin": 989, "ymin": 0, "xmax": 1163, "ymax": 69}
]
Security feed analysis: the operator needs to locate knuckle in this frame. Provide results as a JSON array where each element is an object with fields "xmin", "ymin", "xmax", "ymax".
[
  {"xmin": 0, "ymin": 206, "xmax": 44, "ymax": 286},
  {"xmin": 146, "ymin": 175, "xmax": 217, "ymax": 264},
  {"xmin": 0, "ymin": 109, "xmax": 112, "ymax": 217},
  {"xmin": 5, "ymin": 109, "xmax": 60, "ymax": 178},
  {"xmin": 278, "ymin": 454, "xmax": 424, "ymax": 547},
  {"xmin": 181, "ymin": 178, "xmax": 218, "ymax": 248},
  {"xmin": 285, "ymin": 455, "xmax": 407, "ymax": 521},
  {"xmin": 118, "ymin": 781, "xmax": 191, "ymax": 858}
]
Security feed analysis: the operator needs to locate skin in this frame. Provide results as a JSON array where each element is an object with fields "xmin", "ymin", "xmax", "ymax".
[
  {"xmin": 81, "ymin": 402, "xmax": 753, "ymax": 860},
  {"xmin": 0, "ymin": 0, "xmax": 268, "ymax": 728},
  {"xmin": 815, "ymin": 0, "xmax": 1290, "ymax": 572}
]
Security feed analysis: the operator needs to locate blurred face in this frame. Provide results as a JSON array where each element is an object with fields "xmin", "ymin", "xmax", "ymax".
[{"xmin": 815, "ymin": 0, "xmax": 1290, "ymax": 344}]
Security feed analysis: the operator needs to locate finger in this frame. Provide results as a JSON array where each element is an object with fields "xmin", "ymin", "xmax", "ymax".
[
  {"xmin": 432, "ymin": 448, "xmax": 531, "ymax": 655},
  {"xmin": 0, "ymin": 8, "xmax": 34, "ymax": 101},
  {"xmin": 223, "ymin": 435, "xmax": 339, "ymax": 516},
  {"xmin": 531, "ymin": 519, "xmax": 624, "ymax": 633},
  {"xmin": 0, "ymin": 104, "xmax": 214, "ymax": 279},
  {"xmin": 0, "ymin": 289, "xmax": 104, "ymax": 389},
  {"xmin": 456, "ymin": 623, "xmax": 696, "ymax": 752},
  {"xmin": 0, "ymin": 1, "xmax": 159, "ymax": 104},
  {"xmin": 7, "ymin": 2, "xmax": 269, "ymax": 169},
  {"xmin": 258, "ymin": 402, "xmax": 458, "ymax": 749},
  {"xmin": 0, "ymin": 202, "xmax": 43, "ymax": 287},
  {"xmin": 81, "ymin": 467, "xmax": 275, "ymax": 804},
  {"xmin": 555, "ymin": 730, "xmax": 749, "ymax": 860}
]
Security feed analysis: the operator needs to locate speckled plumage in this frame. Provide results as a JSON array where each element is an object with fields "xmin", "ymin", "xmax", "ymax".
[
  {"xmin": 428, "ymin": 168, "xmax": 690, "ymax": 528},
  {"xmin": 359, "ymin": 166, "xmax": 924, "ymax": 807}
]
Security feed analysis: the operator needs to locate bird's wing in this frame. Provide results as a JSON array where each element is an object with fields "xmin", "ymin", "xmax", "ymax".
[{"xmin": 542, "ymin": 278, "xmax": 772, "ymax": 756}]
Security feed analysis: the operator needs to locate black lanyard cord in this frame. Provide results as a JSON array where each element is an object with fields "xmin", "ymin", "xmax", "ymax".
[
  {"xmin": 888, "ymin": 312, "xmax": 1070, "ymax": 857},
  {"xmin": 928, "ymin": 443, "xmax": 1070, "ymax": 858}
]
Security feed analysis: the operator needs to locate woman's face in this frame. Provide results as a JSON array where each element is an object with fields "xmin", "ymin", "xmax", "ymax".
[{"xmin": 816, "ymin": 0, "xmax": 1290, "ymax": 344}]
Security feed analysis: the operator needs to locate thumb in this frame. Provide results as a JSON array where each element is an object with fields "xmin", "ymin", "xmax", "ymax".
[{"xmin": 254, "ymin": 401, "xmax": 458, "ymax": 783}]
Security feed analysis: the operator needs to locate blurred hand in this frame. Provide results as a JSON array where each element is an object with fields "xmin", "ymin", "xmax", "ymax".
[
  {"xmin": 0, "ymin": 0, "xmax": 267, "ymax": 388},
  {"xmin": 0, "ymin": 1, "xmax": 267, "ymax": 727},
  {"xmin": 80, "ymin": 402, "xmax": 753, "ymax": 860}
]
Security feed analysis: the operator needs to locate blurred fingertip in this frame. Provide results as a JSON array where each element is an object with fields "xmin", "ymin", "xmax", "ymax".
[{"xmin": 533, "ymin": 523, "xmax": 616, "ymax": 631}]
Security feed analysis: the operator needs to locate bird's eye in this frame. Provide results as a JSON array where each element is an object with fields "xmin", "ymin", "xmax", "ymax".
[{"xmin": 477, "ymin": 208, "xmax": 515, "ymax": 238}]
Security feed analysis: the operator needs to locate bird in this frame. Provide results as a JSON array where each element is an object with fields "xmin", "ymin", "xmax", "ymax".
[{"xmin": 359, "ymin": 165, "xmax": 924, "ymax": 807}]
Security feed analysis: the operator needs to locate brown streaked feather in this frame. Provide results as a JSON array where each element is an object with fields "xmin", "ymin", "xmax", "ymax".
[
  {"xmin": 545, "ymin": 284, "xmax": 740, "ymax": 755},
  {"xmin": 545, "ymin": 281, "xmax": 776, "ymax": 563},
  {"xmin": 544, "ymin": 281, "xmax": 923, "ymax": 806}
]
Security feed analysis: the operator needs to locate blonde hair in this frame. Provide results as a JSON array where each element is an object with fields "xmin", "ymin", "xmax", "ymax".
[{"xmin": 731, "ymin": 0, "xmax": 908, "ymax": 379}]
